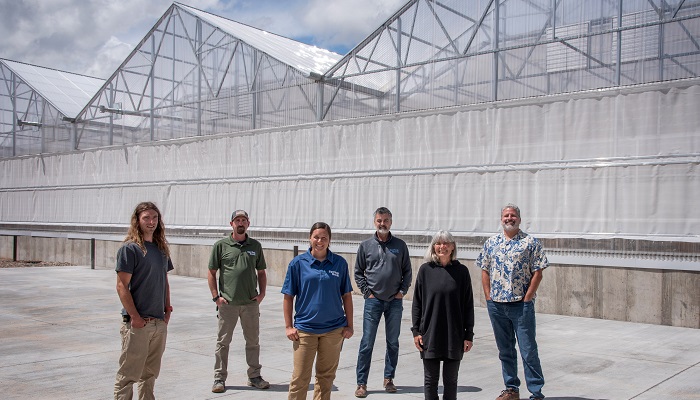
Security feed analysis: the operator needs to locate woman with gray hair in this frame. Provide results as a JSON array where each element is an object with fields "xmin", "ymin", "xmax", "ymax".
[{"xmin": 411, "ymin": 231, "xmax": 475, "ymax": 400}]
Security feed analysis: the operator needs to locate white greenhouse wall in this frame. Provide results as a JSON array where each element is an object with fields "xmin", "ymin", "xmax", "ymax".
[{"xmin": 1, "ymin": 81, "xmax": 699, "ymax": 242}]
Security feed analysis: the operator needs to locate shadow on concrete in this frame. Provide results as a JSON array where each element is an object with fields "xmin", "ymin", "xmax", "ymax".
[
  {"xmin": 224, "ymin": 383, "xmax": 289, "ymax": 392},
  {"xmin": 372, "ymin": 385, "xmax": 482, "ymax": 394},
  {"xmin": 546, "ymin": 397, "xmax": 607, "ymax": 400}
]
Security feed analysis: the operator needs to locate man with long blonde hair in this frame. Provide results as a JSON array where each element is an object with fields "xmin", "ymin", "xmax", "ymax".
[{"xmin": 114, "ymin": 202, "xmax": 174, "ymax": 400}]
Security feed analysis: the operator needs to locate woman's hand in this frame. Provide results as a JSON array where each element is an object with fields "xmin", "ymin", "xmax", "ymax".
[
  {"xmin": 464, "ymin": 340, "xmax": 473, "ymax": 352},
  {"xmin": 342, "ymin": 326, "xmax": 354, "ymax": 339},
  {"xmin": 414, "ymin": 335, "xmax": 424, "ymax": 351},
  {"xmin": 286, "ymin": 326, "xmax": 299, "ymax": 341}
]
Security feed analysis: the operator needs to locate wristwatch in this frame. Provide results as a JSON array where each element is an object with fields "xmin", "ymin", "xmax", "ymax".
[{"xmin": 213, "ymin": 295, "xmax": 220, "ymax": 302}]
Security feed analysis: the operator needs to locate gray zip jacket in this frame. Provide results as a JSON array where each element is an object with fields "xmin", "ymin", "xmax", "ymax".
[{"xmin": 354, "ymin": 232, "xmax": 412, "ymax": 301}]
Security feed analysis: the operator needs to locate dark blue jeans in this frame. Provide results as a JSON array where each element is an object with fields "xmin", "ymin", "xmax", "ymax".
[
  {"xmin": 356, "ymin": 297, "xmax": 403, "ymax": 385},
  {"xmin": 487, "ymin": 300, "xmax": 545, "ymax": 399}
]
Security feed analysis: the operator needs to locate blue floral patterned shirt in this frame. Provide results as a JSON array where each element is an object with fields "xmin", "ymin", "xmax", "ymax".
[{"xmin": 476, "ymin": 230, "xmax": 548, "ymax": 302}]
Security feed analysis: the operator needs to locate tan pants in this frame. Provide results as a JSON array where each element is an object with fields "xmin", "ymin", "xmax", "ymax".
[
  {"xmin": 114, "ymin": 319, "xmax": 167, "ymax": 400},
  {"xmin": 288, "ymin": 327, "xmax": 345, "ymax": 400},
  {"xmin": 214, "ymin": 301, "xmax": 262, "ymax": 381}
]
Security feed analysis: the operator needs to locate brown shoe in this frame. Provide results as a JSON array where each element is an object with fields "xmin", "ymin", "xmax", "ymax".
[
  {"xmin": 383, "ymin": 378, "xmax": 397, "ymax": 393},
  {"xmin": 355, "ymin": 384, "xmax": 367, "ymax": 398},
  {"xmin": 496, "ymin": 388, "xmax": 519, "ymax": 400},
  {"xmin": 211, "ymin": 380, "xmax": 225, "ymax": 393}
]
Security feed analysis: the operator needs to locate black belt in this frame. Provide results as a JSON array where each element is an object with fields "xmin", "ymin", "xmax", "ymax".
[{"xmin": 122, "ymin": 315, "xmax": 158, "ymax": 323}]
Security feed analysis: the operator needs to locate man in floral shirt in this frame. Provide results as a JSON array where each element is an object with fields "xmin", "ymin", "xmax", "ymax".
[{"xmin": 476, "ymin": 204, "xmax": 547, "ymax": 400}]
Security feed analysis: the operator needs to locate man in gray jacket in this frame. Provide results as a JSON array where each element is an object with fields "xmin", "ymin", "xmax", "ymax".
[{"xmin": 354, "ymin": 207, "xmax": 412, "ymax": 397}]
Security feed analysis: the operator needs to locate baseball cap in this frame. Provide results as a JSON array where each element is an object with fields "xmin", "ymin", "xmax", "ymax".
[{"xmin": 231, "ymin": 209, "xmax": 249, "ymax": 221}]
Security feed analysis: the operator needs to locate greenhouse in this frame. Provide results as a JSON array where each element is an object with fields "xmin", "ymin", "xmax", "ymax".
[{"xmin": 1, "ymin": 0, "xmax": 699, "ymax": 327}]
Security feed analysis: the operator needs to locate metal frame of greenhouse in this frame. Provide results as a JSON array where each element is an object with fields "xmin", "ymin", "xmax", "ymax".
[{"xmin": 3, "ymin": 0, "xmax": 700, "ymax": 157}]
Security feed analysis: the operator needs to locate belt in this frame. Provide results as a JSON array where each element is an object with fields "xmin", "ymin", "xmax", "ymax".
[{"xmin": 122, "ymin": 315, "xmax": 158, "ymax": 323}]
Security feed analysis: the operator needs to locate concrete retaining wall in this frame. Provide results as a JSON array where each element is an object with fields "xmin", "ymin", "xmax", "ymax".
[{"xmin": 1, "ymin": 235, "xmax": 697, "ymax": 328}]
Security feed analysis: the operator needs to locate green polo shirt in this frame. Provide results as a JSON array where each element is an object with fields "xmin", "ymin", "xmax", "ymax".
[{"xmin": 208, "ymin": 234, "xmax": 266, "ymax": 305}]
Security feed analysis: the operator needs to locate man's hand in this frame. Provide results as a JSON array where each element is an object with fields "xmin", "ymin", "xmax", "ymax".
[
  {"xmin": 251, "ymin": 293, "xmax": 265, "ymax": 303},
  {"xmin": 394, "ymin": 292, "xmax": 404, "ymax": 299},
  {"xmin": 130, "ymin": 315, "xmax": 146, "ymax": 329},
  {"xmin": 215, "ymin": 296, "xmax": 229, "ymax": 306},
  {"xmin": 286, "ymin": 326, "xmax": 299, "ymax": 341}
]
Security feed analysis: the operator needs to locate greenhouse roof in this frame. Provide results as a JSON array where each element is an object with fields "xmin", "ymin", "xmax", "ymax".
[
  {"xmin": 0, "ymin": 59, "xmax": 104, "ymax": 119},
  {"xmin": 177, "ymin": 3, "xmax": 342, "ymax": 77}
]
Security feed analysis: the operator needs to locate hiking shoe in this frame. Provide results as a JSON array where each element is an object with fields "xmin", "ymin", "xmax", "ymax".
[
  {"xmin": 496, "ymin": 388, "xmax": 519, "ymax": 400},
  {"xmin": 211, "ymin": 380, "xmax": 225, "ymax": 393},
  {"xmin": 247, "ymin": 376, "xmax": 270, "ymax": 389},
  {"xmin": 383, "ymin": 378, "xmax": 397, "ymax": 393},
  {"xmin": 355, "ymin": 384, "xmax": 368, "ymax": 398}
]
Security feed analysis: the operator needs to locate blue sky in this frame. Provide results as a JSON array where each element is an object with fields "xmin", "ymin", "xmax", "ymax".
[{"xmin": 0, "ymin": 0, "xmax": 405, "ymax": 78}]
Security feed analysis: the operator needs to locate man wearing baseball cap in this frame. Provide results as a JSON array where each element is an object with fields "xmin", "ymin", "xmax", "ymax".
[{"xmin": 208, "ymin": 210, "xmax": 270, "ymax": 393}]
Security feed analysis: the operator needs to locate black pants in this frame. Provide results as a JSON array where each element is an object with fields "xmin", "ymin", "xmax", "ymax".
[{"xmin": 423, "ymin": 358, "xmax": 461, "ymax": 400}]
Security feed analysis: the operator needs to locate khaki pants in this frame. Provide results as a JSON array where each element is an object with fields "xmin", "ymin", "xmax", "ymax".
[
  {"xmin": 114, "ymin": 319, "xmax": 168, "ymax": 400},
  {"xmin": 288, "ymin": 327, "xmax": 344, "ymax": 400},
  {"xmin": 214, "ymin": 301, "xmax": 262, "ymax": 381}
]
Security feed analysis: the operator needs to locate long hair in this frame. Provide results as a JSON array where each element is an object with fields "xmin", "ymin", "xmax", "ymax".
[
  {"xmin": 424, "ymin": 230, "xmax": 457, "ymax": 263},
  {"xmin": 124, "ymin": 202, "xmax": 170, "ymax": 258}
]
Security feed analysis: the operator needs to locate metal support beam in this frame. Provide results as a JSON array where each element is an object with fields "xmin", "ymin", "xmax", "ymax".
[
  {"xmin": 659, "ymin": 20, "xmax": 665, "ymax": 81},
  {"xmin": 11, "ymin": 73, "xmax": 16, "ymax": 156},
  {"xmin": 196, "ymin": 18, "xmax": 202, "ymax": 136},
  {"xmin": 616, "ymin": 0, "xmax": 622, "ymax": 86},
  {"xmin": 13, "ymin": 235, "xmax": 18, "ymax": 261},
  {"xmin": 316, "ymin": 80, "xmax": 324, "ymax": 122},
  {"xmin": 90, "ymin": 238, "xmax": 95, "ymax": 270},
  {"xmin": 492, "ymin": 0, "xmax": 500, "ymax": 101},
  {"xmin": 396, "ymin": 17, "xmax": 402, "ymax": 113},
  {"xmin": 150, "ymin": 34, "xmax": 156, "ymax": 141}
]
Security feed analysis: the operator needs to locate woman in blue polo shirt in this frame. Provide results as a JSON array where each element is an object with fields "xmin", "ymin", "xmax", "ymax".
[{"xmin": 282, "ymin": 222, "xmax": 354, "ymax": 400}]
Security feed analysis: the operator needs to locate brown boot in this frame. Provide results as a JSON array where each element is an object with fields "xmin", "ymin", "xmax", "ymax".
[
  {"xmin": 355, "ymin": 384, "xmax": 367, "ymax": 398},
  {"xmin": 383, "ymin": 378, "xmax": 397, "ymax": 393}
]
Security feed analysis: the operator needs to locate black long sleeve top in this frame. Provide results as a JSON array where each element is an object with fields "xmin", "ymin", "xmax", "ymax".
[{"xmin": 411, "ymin": 260, "xmax": 474, "ymax": 360}]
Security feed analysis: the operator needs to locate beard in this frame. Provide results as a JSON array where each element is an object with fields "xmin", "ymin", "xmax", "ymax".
[
  {"xmin": 236, "ymin": 226, "xmax": 246, "ymax": 234},
  {"xmin": 377, "ymin": 228, "xmax": 389, "ymax": 236},
  {"xmin": 502, "ymin": 222, "xmax": 519, "ymax": 232}
]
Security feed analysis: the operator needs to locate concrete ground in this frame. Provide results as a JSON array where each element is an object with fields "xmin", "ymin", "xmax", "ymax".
[{"xmin": 0, "ymin": 266, "xmax": 698, "ymax": 400}]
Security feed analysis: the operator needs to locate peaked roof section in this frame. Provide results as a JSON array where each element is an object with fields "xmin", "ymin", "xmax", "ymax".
[
  {"xmin": 1, "ymin": 59, "xmax": 105, "ymax": 119},
  {"xmin": 176, "ymin": 3, "xmax": 342, "ymax": 77}
]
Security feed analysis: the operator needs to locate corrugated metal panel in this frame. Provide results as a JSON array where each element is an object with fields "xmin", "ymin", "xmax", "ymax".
[
  {"xmin": 1, "ymin": 59, "xmax": 104, "ymax": 118},
  {"xmin": 177, "ymin": 4, "xmax": 342, "ymax": 76}
]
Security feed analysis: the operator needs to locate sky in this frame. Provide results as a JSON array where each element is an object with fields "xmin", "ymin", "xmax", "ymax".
[{"xmin": 0, "ymin": 0, "xmax": 406, "ymax": 79}]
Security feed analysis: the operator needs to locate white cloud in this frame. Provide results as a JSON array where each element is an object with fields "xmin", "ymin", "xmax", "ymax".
[
  {"xmin": 301, "ymin": 0, "xmax": 406, "ymax": 51},
  {"xmin": 0, "ymin": 0, "xmax": 405, "ymax": 77},
  {"xmin": 83, "ymin": 37, "xmax": 134, "ymax": 79}
]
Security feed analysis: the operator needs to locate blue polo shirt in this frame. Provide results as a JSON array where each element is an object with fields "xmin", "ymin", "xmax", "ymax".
[{"xmin": 281, "ymin": 249, "xmax": 352, "ymax": 334}]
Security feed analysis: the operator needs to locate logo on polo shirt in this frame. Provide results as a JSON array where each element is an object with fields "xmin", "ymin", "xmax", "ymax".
[
  {"xmin": 329, "ymin": 270, "xmax": 340, "ymax": 278},
  {"xmin": 247, "ymin": 251, "xmax": 256, "ymax": 256},
  {"xmin": 389, "ymin": 248, "xmax": 400, "ymax": 254}
]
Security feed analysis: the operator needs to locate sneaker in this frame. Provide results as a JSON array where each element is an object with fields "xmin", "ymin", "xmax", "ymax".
[
  {"xmin": 383, "ymin": 378, "xmax": 397, "ymax": 393},
  {"xmin": 211, "ymin": 380, "xmax": 225, "ymax": 393},
  {"xmin": 247, "ymin": 376, "xmax": 270, "ymax": 389},
  {"xmin": 355, "ymin": 384, "xmax": 368, "ymax": 398},
  {"xmin": 496, "ymin": 388, "xmax": 519, "ymax": 400}
]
